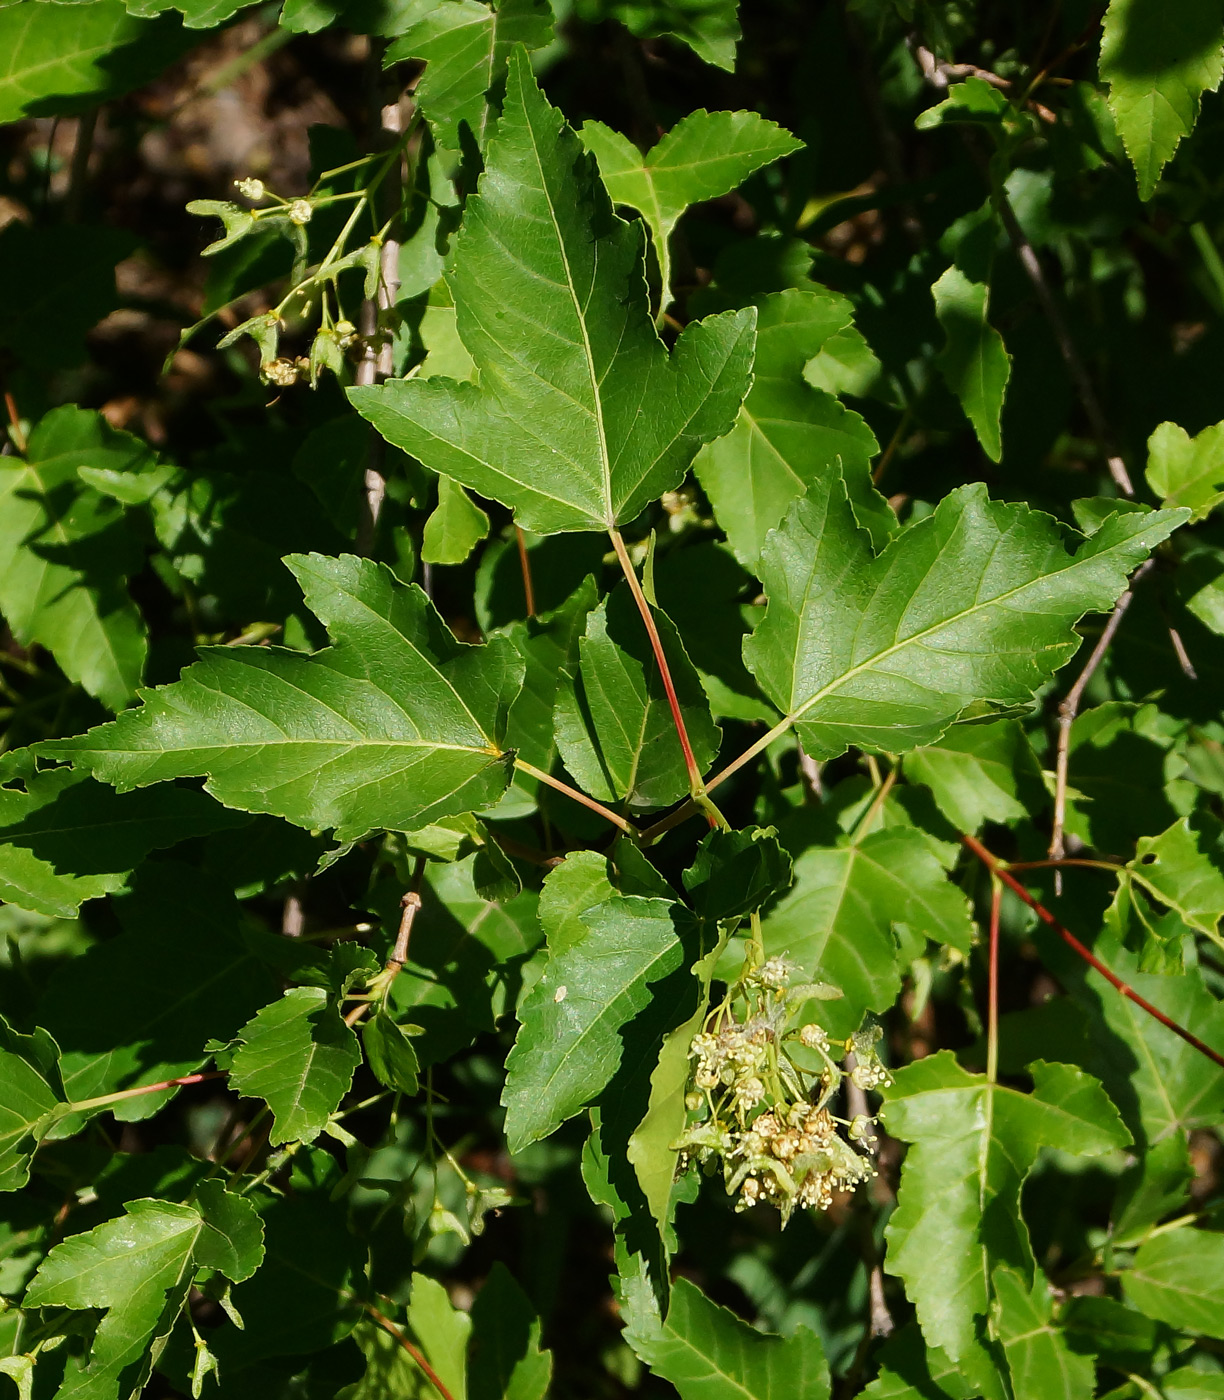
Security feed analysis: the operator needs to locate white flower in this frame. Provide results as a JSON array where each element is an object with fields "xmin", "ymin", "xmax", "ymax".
[{"xmin": 287, "ymin": 199, "xmax": 313, "ymax": 225}]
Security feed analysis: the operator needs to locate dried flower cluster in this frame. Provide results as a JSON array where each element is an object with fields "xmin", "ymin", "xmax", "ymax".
[{"xmin": 673, "ymin": 955, "xmax": 889, "ymax": 1224}]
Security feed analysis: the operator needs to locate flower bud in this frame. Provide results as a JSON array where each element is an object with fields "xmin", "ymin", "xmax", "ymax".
[
  {"xmin": 287, "ymin": 199, "xmax": 313, "ymax": 225},
  {"xmin": 234, "ymin": 177, "xmax": 265, "ymax": 200}
]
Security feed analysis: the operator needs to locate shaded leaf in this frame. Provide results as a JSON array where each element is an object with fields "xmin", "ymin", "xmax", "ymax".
[
  {"xmin": 0, "ymin": 407, "xmax": 149, "ymax": 710},
  {"xmin": 350, "ymin": 51, "xmax": 755, "ymax": 536},
  {"xmin": 363, "ymin": 1011, "xmax": 421, "ymax": 1096},
  {"xmin": 38, "ymin": 862, "xmax": 281, "ymax": 1120},
  {"xmin": 469, "ymin": 1262, "xmax": 551, "ymax": 1400},
  {"xmin": 575, "ymin": 0, "xmax": 742, "ymax": 70},
  {"xmin": 0, "ymin": 763, "xmax": 241, "ymax": 918},
  {"xmin": 682, "ymin": 824, "xmax": 793, "ymax": 922},
  {"xmin": 693, "ymin": 288, "xmax": 889, "ymax": 565},
  {"xmin": 503, "ymin": 576, "xmax": 598, "ymax": 772},
  {"xmin": 554, "ymin": 588, "xmax": 720, "ymax": 811}
]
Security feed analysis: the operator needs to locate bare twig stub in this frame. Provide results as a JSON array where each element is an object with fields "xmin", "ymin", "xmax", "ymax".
[
  {"xmin": 355, "ymin": 95, "xmax": 406, "ymax": 555},
  {"xmin": 1049, "ymin": 560, "xmax": 1154, "ymax": 881}
]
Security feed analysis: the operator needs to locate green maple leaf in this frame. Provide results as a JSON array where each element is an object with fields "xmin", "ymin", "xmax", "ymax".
[
  {"xmin": 760, "ymin": 825, "xmax": 973, "ymax": 1038},
  {"xmin": 579, "ymin": 109, "xmax": 800, "ymax": 309},
  {"xmin": 880, "ymin": 1053, "xmax": 1130, "ymax": 1365},
  {"xmin": 623, "ymin": 1275, "xmax": 830, "ymax": 1400},
  {"xmin": 0, "ymin": 1017, "xmax": 65, "ymax": 1192},
  {"xmin": 1124, "ymin": 1228, "xmax": 1224, "ymax": 1340},
  {"xmin": 743, "ymin": 470, "xmax": 1186, "ymax": 761},
  {"xmin": 38, "ymin": 553, "xmax": 523, "ymax": 842},
  {"xmin": 692, "ymin": 288, "xmax": 890, "ymax": 566},
  {"xmin": 1099, "ymin": 0, "xmax": 1224, "ymax": 199},
  {"xmin": 502, "ymin": 893, "xmax": 687, "ymax": 1152},
  {"xmin": 1145, "ymin": 419, "xmax": 1224, "ymax": 522},
  {"xmin": 350, "ymin": 48, "xmax": 756, "ymax": 537},
  {"xmin": 385, "ymin": 0, "xmax": 554, "ymax": 155},
  {"xmin": 23, "ymin": 1185, "xmax": 262, "ymax": 1400}
]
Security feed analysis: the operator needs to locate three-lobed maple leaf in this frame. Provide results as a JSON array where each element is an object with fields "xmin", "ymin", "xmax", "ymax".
[
  {"xmin": 38, "ymin": 554, "xmax": 523, "ymax": 842},
  {"xmin": 350, "ymin": 47, "xmax": 756, "ymax": 536}
]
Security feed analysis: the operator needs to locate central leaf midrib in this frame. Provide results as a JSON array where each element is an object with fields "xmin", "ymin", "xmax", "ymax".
[{"xmin": 524, "ymin": 91, "xmax": 616, "ymax": 526}]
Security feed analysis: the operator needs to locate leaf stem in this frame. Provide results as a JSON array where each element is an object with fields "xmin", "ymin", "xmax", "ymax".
[
  {"xmin": 515, "ymin": 526, "xmax": 536, "ymax": 616},
  {"xmin": 608, "ymin": 528, "xmax": 719, "ymax": 827},
  {"xmin": 986, "ymin": 877, "xmax": 1002, "ymax": 1085},
  {"xmin": 513, "ymin": 757, "xmax": 639, "ymax": 836},
  {"xmin": 364, "ymin": 1302, "xmax": 457, "ymax": 1400},
  {"xmin": 961, "ymin": 833, "xmax": 1224, "ymax": 1072},
  {"xmin": 66, "ymin": 1071, "xmax": 227, "ymax": 1115}
]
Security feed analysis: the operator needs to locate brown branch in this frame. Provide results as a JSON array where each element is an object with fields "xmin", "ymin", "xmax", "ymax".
[
  {"xmin": 962, "ymin": 833, "xmax": 1224, "ymax": 1072},
  {"xmin": 515, "ymin": 525, "xmax": 536, "ymax": 616},
  {"xmin": 364, "ymin": 1302, "xmax": 457, "ymax": 1400},
  {"xmin": 992, "ymin": 182, "xmax": 1134, "ymax": 496},
  {"xmin": 1050, "ymin": 560, "xmax": 1154, "ymax": 883}
]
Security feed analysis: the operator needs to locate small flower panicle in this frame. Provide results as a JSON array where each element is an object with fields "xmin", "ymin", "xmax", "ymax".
[{"xmin": 672, "ymin": 953, "xmax": 889, "ymax": 1225}]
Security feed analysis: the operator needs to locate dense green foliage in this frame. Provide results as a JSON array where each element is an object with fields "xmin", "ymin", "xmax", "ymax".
[{"xmin": 3, "ymin": 0, "xmax": 1224, "ymax": 1396}]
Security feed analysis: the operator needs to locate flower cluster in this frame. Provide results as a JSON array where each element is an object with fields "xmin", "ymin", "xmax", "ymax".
[{"xmin": 673, "ymin": 956, "xmax": 890, "ymax": 1224}]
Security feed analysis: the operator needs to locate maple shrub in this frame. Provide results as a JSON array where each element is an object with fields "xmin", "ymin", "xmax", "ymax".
[{"xmin": 5, "ymin": 0, "xmax": 1224, "ymax": 1396}]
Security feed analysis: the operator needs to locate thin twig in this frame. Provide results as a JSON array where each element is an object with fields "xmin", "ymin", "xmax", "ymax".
[
  {"xmin": 1050, "ymin": 560, "xmax": 1153, "ymax": 883},
  {"xmin": 962, "ymin": 833, "xmax": 1224, "ymax": 1071},
  {"xmin": 514, "ymin": 757, "xmax": 639, "ymax": 836},
  {"xmin": 364, "ymin": 1302, "xmax": 457, "ymax": 1400},
  {"xmin": 991, "ymin": 181, "xmax": 1134, "ymax": 495},
  {"xmin": 515, "ymin": 526, "xmax": 536, "ymax": 616}
]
